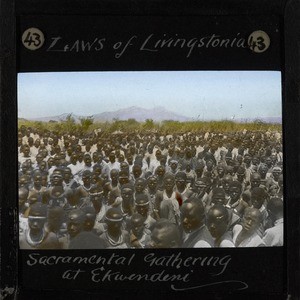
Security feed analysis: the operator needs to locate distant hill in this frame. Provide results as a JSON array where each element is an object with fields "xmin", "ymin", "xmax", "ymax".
[
  {"xmin": 93, "ymin": 106, "xmax": 192, "ymax": 122},
  {"xmin": 21, "ymin": 106, "xmax": 193, "ymax": 123},
  {"xmin": 20, "ymin": 106, "xmax": 282, "ymax": 124}
]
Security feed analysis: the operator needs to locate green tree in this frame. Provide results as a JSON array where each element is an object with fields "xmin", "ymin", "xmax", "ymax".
[{"xmin": 80, "ymin": 116, "xmax": 94, "ymax": 131}]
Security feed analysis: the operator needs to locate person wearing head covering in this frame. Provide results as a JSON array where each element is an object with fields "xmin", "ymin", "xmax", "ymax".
[{"xmin": 99, "ymin": 208, "xmax": 129, "ymax": 248}]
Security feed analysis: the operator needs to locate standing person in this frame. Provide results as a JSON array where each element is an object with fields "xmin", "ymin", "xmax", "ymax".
[
  {"xmin": 63, "ymin": 167, "xmax": 79, "ymax": 190},
  {"xmin": 43, "ymin": 170, "xmax": 75, "ymax": 209},
  {"xmin": 67, "ymin": 153, "xmax": 82, "ymax": 182},
  {"xmin": 157, "ymin": 174, "xmax": 181, "ymax": 226},
  {"xmin": 154, "ymin": 165, "xmax": 166, "ymax": 191},
  {"xmin": 19, "ymin": 145, "xmax": 36, "ymax": 165},
  {"xmin": 135, "ymin": 194, "xmax": 156, "ymax": 231},
  {"xmin": 145, "ymin": 175, "xmax": 159, "ymax": 219},
  {"xmin": 174, "ymin": 172, "xmax": 193, "ymax": 205},
  {"xmin": 75, "ymin": 170, "xmax": 93, "ymax": 207},
  {"xmin": 107, "ymin": 152, "xmax": 120, "ymax": 172},
  {"xmin": 185, "ymin": 163, "xmax": 196, "ymax": 187},
  {"xmin": 190, "ymin": 177, "xmax": 211, "ymax": 206},
  {"xmin": 227, "ymin": 181, "xmax": 248, "ymax": 217},
  {"xmin": 28, "ymin": 171, "xmax": 47, "ymax": 201}
]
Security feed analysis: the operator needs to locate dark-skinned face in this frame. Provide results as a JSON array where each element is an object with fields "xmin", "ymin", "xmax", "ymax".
[
  {"xmin": 250, "ymin": 175, "xmax": 261, "ymax": 188},
  {"xmin": 164, "ymin": 178, "xmax": 175, "ymax": 193},
  {"xmin": 131, "ymin": 218, "xmax": 144, "ymax": 237},
  {"xmin": 229, "ymin": 186, "xmax": 241, "ymax": 202},
  {"xmin": 107, "ymin": 220, "xmax": 122, "ymax": 235},
  {"xmin": 121, "ymin": 188, "xmax": 134, "ymax": 203},
  {"xmin": 272, "ymin": 170, "xmax": 281, "ymax": 181},
  {"xmin": 136, "ymin": 204, "xmax": 148, "ymax": 217},
  {"xmin": 251, "ymin": 194, "xmax": 265, "ymax": 209},
  {"xmin": 148, "ymin": 178, "xmax": 158, "ymax": 191},
  {"xmin": 84, "ymin": 155, "xmax": 92, "ymax": 166},
  {"xmin": 175, "ymin": 177, "xmax": 186, "ymax": 191},
  {"xmin": 110, "ymin": 171, "xmax": 119, "ymax": 183},
  {"xmin": 207, "ymin": 208, "xmax": 228, "ymax": 239},
  {"xmin": 84, "ymin": 213, "xmax": 96, "ymax": 231},
  {"xmin": 51, "ymin": 174, "xmax": 63, "ymax": 186},
  {"xmin": 82, "ymin": 174, "xmax": 91, "ymax": 186},
  {"xmin": 193, "ymin": 181, "xmax": 207, "ymax": 195},
  {"xmin": 242, "ymin": 210, "xmax": 261, "ymax": 234},
  {"xmin": 64, "ymin": 169, "xmax": 72, "ymax": 182},
  {"xmin": 33, "ymin": 174, "xmax": 42, "ymax": 188},
  {"xmin": 133, "ymin": 167, "xmax": 142, "ymax": 179},
  {"xmin": 23, "ymin": 146, "xmax": 30, "ymax": 157},
  {"xmin": 28, "ymin": 216, "xmax": 46, "ymax": 234},
  {"xmin": 68, "ymin": 221, "xmax": 82, "ymax": 237},
  {"xmin": 148, "ymin": 228, "xmax": 177, "ymax": 248},
  {"xmin": 109, "ymin": 154, "xmax": 116, "ymax": 163},
  {"xmin": 135, "ymin": 180, "xmax": 145, "ymax": 193},
  {"xmin": 211, "ymin": 193, "xmax": 226, "ymax": 205},
  {"xmin": 181, "ymin": 203, "xmax": 202, "ymax": 233}
]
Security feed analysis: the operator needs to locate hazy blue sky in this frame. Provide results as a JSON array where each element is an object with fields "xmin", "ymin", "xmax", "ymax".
[{"xmin": 18, "ymin": 71, "xmax": 281, "ymax": 121}]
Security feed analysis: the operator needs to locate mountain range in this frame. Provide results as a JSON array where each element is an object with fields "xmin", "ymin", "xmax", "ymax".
[
  {"xmin": 23, "ymin": 106, "xmax": 193, "ymax": 123},
  {"xmin": 21, "ymin": 106, "xmax": 282, "ymax": 124}
]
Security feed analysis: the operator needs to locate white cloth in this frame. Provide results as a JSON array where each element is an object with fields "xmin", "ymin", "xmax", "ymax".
[
  {"xmin": 262, "ymin": 218, "xmax": 283, "ymax": 246},
  {"xmin": 233, "ymin": 224, "xmax": 266, "ymax": 247}
]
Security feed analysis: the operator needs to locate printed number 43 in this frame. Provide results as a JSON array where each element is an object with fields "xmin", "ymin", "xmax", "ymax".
[
  {"xmin": 249, "ymin": 36, "xmax": 266, "ymax": 51},
  {"xmin": 23, "ymin": 31, "xmax": 42, "ymax": 47}
]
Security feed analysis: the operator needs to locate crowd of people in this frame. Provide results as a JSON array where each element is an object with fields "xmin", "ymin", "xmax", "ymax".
[{"xmin": 18, "ymin": 125, "xmax": 284, "ymax": 249}]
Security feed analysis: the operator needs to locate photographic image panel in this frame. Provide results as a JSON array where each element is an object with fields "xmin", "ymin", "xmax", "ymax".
[{"xmin": 18, "ymin": 71, "xmax": 283, "ymax": 249}]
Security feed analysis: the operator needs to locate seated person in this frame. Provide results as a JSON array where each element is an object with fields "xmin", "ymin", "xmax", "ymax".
[
  {"xmin": 135, "ymin": 194, "xmax": 156, "ymax": 231},
  {"xmin": 19, "ymin": 202, "xmax": 60, "ymax": 249},
  {"xmin": 250, "ymin": 187, "xmax": 269, "ymax": 235},
  {"xmin": 69, "ymin": 207, "xmax": 105, "ymax": 249},
  {"xmin": 82, "ymin": 206, "xmax": 97, "ymax": 232},
  {"xmin": 60, "ymin": 209, "xmax": 85, "ymax": 249},
  {"xmin": 44, "ymin": 206, "xmax": 65, "ymax": 238},
  {"xmin": 233, "ymin": 207, "xmax": 266, "ymax": 247},
  {"xmin": 147, "ymin": 219, "xmax": 182, "ymax": 248},
  {"xmin": 263, "ymin": 197, "xmax": 283, "ymax": 246},
  {"xmin": 180, "ymin": 197, "xmax": 214, "ymax": 248},
  {"xmin": 207, "ymin": 204, "xmax": 235, "ymax": 247},
  {"xmin": 129, "ymin": 213, "xmax": 151, "ymax": 248},
  {"xmin": 99, "ymin": 208, "xmax": 129, "ymax": 249}
]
